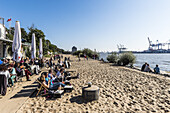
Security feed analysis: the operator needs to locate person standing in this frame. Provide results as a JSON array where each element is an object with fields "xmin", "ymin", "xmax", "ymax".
[
  {"xmin": 78, "ymin": 54, "xmax": 81, "ymax": 61},
  {"xmin": 0, "ymin": 64, "xmax": 10, "ymax": 95},
  {"xmin": 84, "ymin": 54, "xmax": 86, "ymax": 60}
]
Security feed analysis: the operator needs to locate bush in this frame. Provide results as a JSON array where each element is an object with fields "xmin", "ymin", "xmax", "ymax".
[
  {"xmin": 44, "ymin": 54, "xmax": 51, "ymax": 58},
  {"xmin": 73, "ymin": 50, "xmax": 82, "ymax": 56},
  {"xmin": 82, "ymin": 48, "xmax": 93, "ymax": 58},
  {"xmin": 119, "ymin": 52, "xmax": 136, "ymax": 66},
  {"xmin": 73, "ymin": 48, "xmax": 99, "ymax": 59},
  {"xmin": 82, "ymin": 48, "xmax": 99, "ymax": 59},
  {"xmin": 107, "ymin": 53, "xmax": 118, "ymax": 63}
]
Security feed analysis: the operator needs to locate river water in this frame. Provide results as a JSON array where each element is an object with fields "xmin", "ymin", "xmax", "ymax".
[{"xmin": 99, "ymin": 53, "xmax": 170, "ymax": 72}]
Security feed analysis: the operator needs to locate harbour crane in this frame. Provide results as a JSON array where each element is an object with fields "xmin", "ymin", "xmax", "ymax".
[
  {"xmin": 148, "ymin": 37, "xmax": 165, "ymax": 50},
  {"xmin": 117, "ymin": 44, "xmax": 127, "ymax": 53}
]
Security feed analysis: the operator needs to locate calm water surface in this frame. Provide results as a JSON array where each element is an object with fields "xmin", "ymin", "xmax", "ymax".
[{"xmin": 99, "ymin": 53, "xmax": 170, "ymax": 72}]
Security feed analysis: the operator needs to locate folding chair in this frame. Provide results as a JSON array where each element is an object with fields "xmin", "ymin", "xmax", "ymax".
[
  {"xmin": 36, "ymin": 78, "xmax": 64, "ymax": 98},
  {"xmin": 36, "ymin": 78, "xmax": 48, "ymax": 96}
]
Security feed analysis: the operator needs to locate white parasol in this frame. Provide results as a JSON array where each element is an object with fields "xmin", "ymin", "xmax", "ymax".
[
  {"xmin": 12, "ymin": 21, "xmax": 22, "ymax": 61},
  {"xmin": 31, "ymin": 33, "xmax": 36, "ymax": 59},
  {"xmin": 39, "ymin": 38, "xmax": 43, "ymax": 59}
]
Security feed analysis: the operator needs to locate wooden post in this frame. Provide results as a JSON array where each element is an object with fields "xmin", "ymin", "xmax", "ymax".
[{"xmin": 82, "ymin": 85, "xmax": 99, "ymax": 101}]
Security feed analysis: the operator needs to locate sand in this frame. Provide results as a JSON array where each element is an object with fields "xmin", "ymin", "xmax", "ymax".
[{"xmin": 16, "ymin": 55, "xmax": 170, "ymax": 113}]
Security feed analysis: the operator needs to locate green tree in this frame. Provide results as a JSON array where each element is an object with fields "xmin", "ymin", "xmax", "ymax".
[
  {"xmin": 6, "ymin": 27, "xmax": 28, "ymax": 40},
  {"xmin": 28, "ymin": 25, "xmax": 47, "ymax": 54},
  {"xmin": 49, "ymin": 44, "xmax": 58, "ymax": 52},
  {"xmin": 80, "ymin": 48, "xmax": 100, "ymax": 59},
  {"xmin": 73, "ymin": 50, "xmax": 82, "ymax": 56},
  {"xmin": 46, "ymin": 39, "xmax": 51, "ymax": 49},
  {"xmin": 21, "ymin": 28, "xmax": 28, "ymax": 40},
  {"xmin": 6, "ymin": 27, "xmax": 14, "ymax": 40}
]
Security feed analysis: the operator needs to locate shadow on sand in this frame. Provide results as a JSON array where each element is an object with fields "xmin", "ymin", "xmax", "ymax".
[
  {"xmin": 70, "ymin": 95, "xmax": 93, "ymax": 104},
  {"xmin": 10, "ymin": 82, "xmax": 38, "ymax": 99}
]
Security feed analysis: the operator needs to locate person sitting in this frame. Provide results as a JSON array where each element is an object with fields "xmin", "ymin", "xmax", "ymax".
[
  {"xmin": 56, "ymin": 68, "xmax": 65, "ymax": 82},
  {"xmin": 29, "ymin": 59, "xmax": 34, "ymax": 65},
  {"xmin": 49, "ymin": 57, "xmax": 53, "ymax": 68},
  {"xmin": 154, "ymin": 65, "xmax": 160, "ymax": 74},
  {"xmin": 141, "ymin": 62, "xmax": 147, "ymax": 71},
  {"xmin": 8, "ymin": 64, "xmax": 17, "ymax": 86},
  {"xmin": 39, "ymin": 58, "xmax": 44, "ymax": 68},
  {"xmin": 144, "ymin": 64, "xmax": 152, "ymax": 72},
  {"xmin": 44, "ymin": 72, "xmax": 53, "ymax": 86},
  {"xmin": 29, "ymin": 59, "xmax": 39, "ymax": 75},
  {"xmin": 24, "ymin": 59, "xmax": 33, "ymax": 75},
  {"xmin": 54, "ymin": 66, "xmax": 59, "ymax": 73},
  {"xmin": 58, "ymin": 59, "xmax": 64, "ymax": 67},
  {"xmin": 34, "ymin": 59, "xmax": 41, "ymax": 73},
  {"xmin": 20, "ymin": 57, "xmax": 24, "ymax": 64},
  {"xmin": 45, "ymin": 60, "xmax": 49, "ymax": 68},
  {"xmin": 16, "ymin": 63, "xmax": 31, "ymax": 81},
  {"xmin": 40, "ymin": 74, "xmax": 65, "ymax": 90},
  {"xmin": 48, "ymin": 69, "xmax": 55, "ymax": 80}
]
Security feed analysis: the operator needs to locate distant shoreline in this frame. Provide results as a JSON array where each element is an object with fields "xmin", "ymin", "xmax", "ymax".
[
  {"xmin": 99, "ymin": 52, "xmax": 170, "ymax": 54},
  {"xmin": 98, "ymin": 58, "xmax": 170, "ymax": 78}
]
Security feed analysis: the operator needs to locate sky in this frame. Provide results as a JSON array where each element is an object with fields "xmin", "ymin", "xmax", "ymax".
[{"xmin": 1, "ymin": 0, "xmax": 170, "ymax": 52}]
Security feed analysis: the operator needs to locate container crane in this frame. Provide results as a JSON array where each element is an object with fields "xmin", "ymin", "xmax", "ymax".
[
  {"xmin": 117, "ymin": 44, "xmax": 127, "ymax": 53},
  {"xmin": 148, "ymin": 37, "xmax": 165, "ymax": 50}
]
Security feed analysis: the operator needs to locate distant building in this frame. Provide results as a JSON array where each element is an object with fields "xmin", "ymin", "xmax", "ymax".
[{"xmin": 72, "ymin": 46, "xmax": 77, "ymax": 53}]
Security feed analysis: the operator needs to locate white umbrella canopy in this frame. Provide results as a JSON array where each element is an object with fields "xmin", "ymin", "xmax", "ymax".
[
  {"xmin": 31, "ymin": 33, "xmax": 36, "ymax": 59},
  {"xmin": 12, "ymin": 21, "xmax": 22, "ymax": 61},
  {"xmin": 39, "ymin": 38, "xmax": 43, "ymax": 59}
]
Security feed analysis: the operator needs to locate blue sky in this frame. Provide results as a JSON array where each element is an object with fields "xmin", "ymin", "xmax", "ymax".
[{"xmin": 1, "ymin": 0, "xmax": 170, "ymax": 52}]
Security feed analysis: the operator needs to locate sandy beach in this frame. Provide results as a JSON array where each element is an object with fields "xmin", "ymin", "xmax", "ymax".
[{"xmin": 13, "ymin": 55, "xmax": 170, "ymax": 113}]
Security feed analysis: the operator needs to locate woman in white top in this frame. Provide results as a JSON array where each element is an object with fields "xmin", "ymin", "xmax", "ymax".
[
  {"xmin": 144, "ymin": 64, "xmax": 152, "ymax": 72},
  {"xmin": 0, "ymin": 64, "xmax": 10, "ymax": 86},
  {"xmin": 56, "ymin": 68, "xmax": 65, "ymax": 82}
]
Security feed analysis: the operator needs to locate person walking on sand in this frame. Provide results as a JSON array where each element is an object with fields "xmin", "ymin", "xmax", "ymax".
[
  {"xmin": 86, "ymin": 56, "xmax": 88, "ymax": 60},
  {"xmin": 154, "ymin": 65, "xmax": 160, "ymax": 74},
  {"xmin": 84, "ymin": 54, "xmax": 86, "ymax": 60},
  {"xmin": 78, "ymin": 54, "xmax": 81, "ymax": 61}
]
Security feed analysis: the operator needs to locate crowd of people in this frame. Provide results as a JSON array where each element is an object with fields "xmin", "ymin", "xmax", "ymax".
[
  {"xmin": 40, "ymin": 56, "xmax": 79, "ymax": 92},
  {"xmin": 0, "ymin": 54, "xmax": 74, "ymax": 96},
  {"xmin": 0, "ymin": 56, "xmax": 43, "ymax": 96},
  {"xmin": 141, "ymin": 62, "xmax": 160, "ymax": 74}
]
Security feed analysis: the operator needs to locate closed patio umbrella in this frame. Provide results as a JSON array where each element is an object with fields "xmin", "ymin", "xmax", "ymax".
[
  {"xmin": 12, "ymin": 21, "xmax": 22, "ymax": 61},
  {"xmin": 39, "ymin": 38, "xmax": 43, "ymax": 59},
  {"xmin": 31, "ymin": 33, "xmax": 36, "ymax": 59}
]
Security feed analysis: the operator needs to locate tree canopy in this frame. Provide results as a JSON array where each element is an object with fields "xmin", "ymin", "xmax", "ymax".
[{"xmin": 5, "ymin": 25, "xmax": 63, "ymax": 55}]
